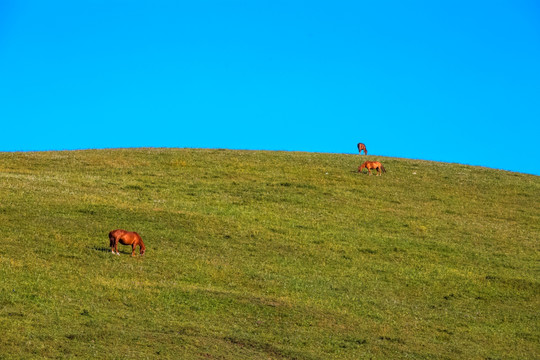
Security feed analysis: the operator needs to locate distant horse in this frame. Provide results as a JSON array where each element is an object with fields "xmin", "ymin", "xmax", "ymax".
[
  {"xmin": 358, "ymin": 161, "xmax": 386, "ymax": 176},
  {"xmin": 109, "ymin": 229, "xmax": 146, "ymax": 256},
  {"xmin": 357, "ymin": 143, "xmax": 367, "ymax": 155}
]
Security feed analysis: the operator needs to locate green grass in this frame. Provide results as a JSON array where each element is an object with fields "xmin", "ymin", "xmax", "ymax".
[{"xmin": 0, "ymin": 148, "xmax": 538, "ymax": 359}]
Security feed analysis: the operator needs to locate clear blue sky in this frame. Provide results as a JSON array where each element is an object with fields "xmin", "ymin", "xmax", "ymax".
[{"xmin": 1, "ymin": 1, "xmax": 539, "ymax": 175}]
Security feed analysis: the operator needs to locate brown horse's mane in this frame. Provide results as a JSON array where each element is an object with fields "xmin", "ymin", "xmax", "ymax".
[{"xmin": 135, "ymin": 233, "xmax": 146, "ymax": 252}]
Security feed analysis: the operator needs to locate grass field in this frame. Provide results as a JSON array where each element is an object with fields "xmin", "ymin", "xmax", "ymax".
[{"xmin": 0, "ymin": 148, "xmax": 538, "ymax": 359}]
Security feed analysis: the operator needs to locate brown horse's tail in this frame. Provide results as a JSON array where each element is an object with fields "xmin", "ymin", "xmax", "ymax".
[{"xmin": 381, "ymin": 165, "xmax": 386, "ymax": 173}]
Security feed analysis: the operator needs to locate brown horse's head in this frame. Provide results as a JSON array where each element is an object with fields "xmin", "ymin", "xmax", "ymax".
[
  {"xmin": 139, "ymin": 240, "xmax": 146, "ymax": 255},
  {"xmin": 358, "ymin": 163, "xmax": 365, "ymax": 172}
]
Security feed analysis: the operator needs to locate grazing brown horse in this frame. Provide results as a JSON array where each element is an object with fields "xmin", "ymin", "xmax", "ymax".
[
  {"xmin": 358, "ymin": 161, "xmax": 386, "ymax": 176},
  {"xmin": 109, "ymin": 229, "xmax": 146, "ymax": 256},
  {"xmin": 357, "ymin": 143, "xmax": 367, "ymax": 155}
]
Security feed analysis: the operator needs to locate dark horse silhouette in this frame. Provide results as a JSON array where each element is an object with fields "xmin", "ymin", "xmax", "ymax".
[
  {"xmin": 109, "ymin": 229, "xmax": 146, "ymax": 256},
  {"xmin": 357, "ymin": 143, "xmax": 367, "ymax": 155}
]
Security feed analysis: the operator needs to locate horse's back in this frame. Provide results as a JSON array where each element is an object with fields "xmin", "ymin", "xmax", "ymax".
[
  {"xmin": 363, "ymin": 161, "xmax": 379, "ymax": 168},
  {"xmin": 119, "ymin": 231, "xmax": 142, "ymax": 245},
  {"xmin": 109, "ymin": 229, "xmax": 127, "ymax": 240},
  {"xmin": 109, "ymin": 229, "xmax": 140, "ymax": 244}
]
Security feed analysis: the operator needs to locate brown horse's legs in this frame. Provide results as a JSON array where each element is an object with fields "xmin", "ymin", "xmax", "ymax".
[
  {"xmin": 131, "ymin": 244, "xmax": 136, "ymax": 257},
  {"xmin": 114, "ymin": 240, "xmax": 120, "ymax": 255}
]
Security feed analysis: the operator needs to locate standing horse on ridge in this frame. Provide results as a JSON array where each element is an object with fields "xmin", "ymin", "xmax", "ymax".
[{"xmin": 357, "ymin": 143, "xmax": 368, "ymax": 155}]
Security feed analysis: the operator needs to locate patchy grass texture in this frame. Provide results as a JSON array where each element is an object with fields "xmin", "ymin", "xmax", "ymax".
[{"xmin": 0, "ymin": 148, "xmax": 538, "ymax": 359}]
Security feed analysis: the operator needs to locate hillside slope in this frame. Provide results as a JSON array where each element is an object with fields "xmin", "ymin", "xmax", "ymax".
[{"xmin": 0, "ymin": 148, "xmax": 538, "ymax": 359}]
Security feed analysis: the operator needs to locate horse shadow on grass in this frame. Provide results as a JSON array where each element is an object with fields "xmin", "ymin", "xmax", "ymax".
[{"xmin": 92, "ymin": 246, "xmax": 130, "ymax": 255}]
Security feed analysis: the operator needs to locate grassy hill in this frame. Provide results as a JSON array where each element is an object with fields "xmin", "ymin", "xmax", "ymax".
[{"xmin": 0, "ymin": 148, "xmax": 538, "ymax": 359}]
